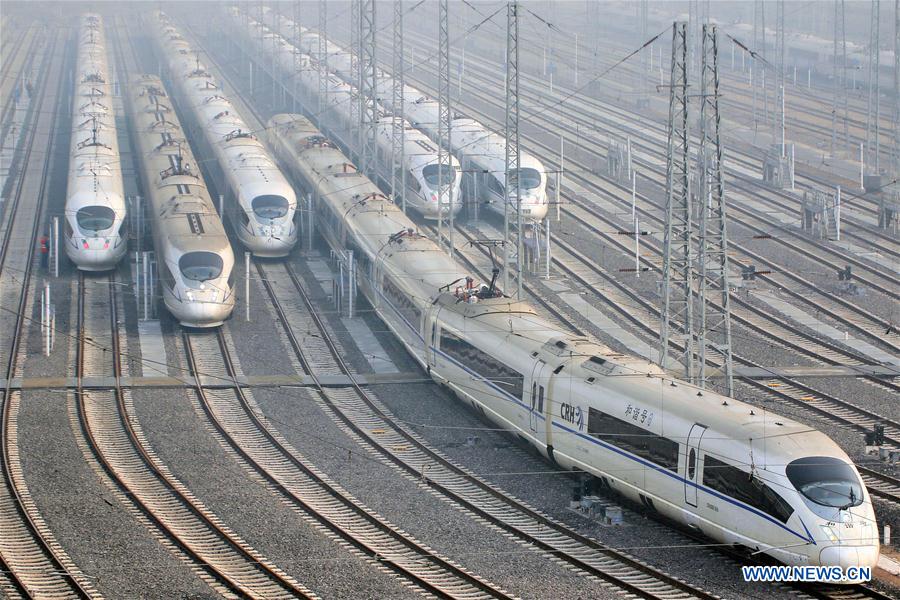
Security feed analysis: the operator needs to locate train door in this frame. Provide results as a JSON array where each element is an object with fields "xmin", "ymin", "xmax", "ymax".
[
  {"xmin": 684, "ymin": 423, "xmax": 707, "ymax": 507},
  {"xmin": 426, "ymin": 306, "xmax": 441, "ymax": 368},
  {"xmin": 528, "ymin": 361, "xmax": 547, "ymax": 434}
]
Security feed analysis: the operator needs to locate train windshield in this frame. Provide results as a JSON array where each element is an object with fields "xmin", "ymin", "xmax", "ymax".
[
  {"xmin": 422, "ymin": 164, "xmax": 456, "ymax": 188},
  {"xmin": 252, "ymin": 195, "xmax": 289, "ymax": 219},
  {"xmin": 510, "ymin": 168, "xmax": 542, "ymax": 191},
  {"xmin": 785, "ymin": 456, "xmax": 864, "ymax": 509},
  {"xmin": 179, "ymin": 252, "xmax": 223, "ymax": 282},
  {"xmin": 76, "ymin": 206, "xmax": 115, "ymax": 232}
]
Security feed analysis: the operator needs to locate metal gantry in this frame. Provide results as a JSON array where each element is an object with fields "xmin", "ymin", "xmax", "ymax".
[
  {"xmin": 437, "ymin": 0, "xmax": 453, "ymax": 254},
  {"xmin": 390, "ymin": 0, "xmax": 407, "ymax": 213},
  {"xmin": 697, "ymin": 24, "xmax": 734, "ymax": 396},
  {"xmin": 866, "ymin": 0, "xmax": 882, "ymax": 174},
  {"xmin": 503, "ymin": 1, "xmax": 522, "ymax": 300},
  {"xmin": 660, "ymin": 22, "xmax": 695, "ymax": 382},
  {"xmin": 358, "ymin": 0, "xmax": 377, "ymax": 177}
]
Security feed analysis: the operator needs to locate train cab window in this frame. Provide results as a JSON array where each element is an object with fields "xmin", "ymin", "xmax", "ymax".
[
  {"xmin": 704, "ymin": 455, "xmax": 794, "ymax": 523},
  {"xmin": 510, "ymin": 168, "xmax": 542, "ymax": 190},
  {"xmin": 422, "ymin": 164, "xmax": 456, "ymax": 189},
  {"xmin": 785, "ymin": 456, "xmax": 864, "ymax": 509},
  {"xmin": 487, "ymin": 175, "xmax": 505, "ymax": 197},
  {"xmin": 179, "ymin": 252, "xmax": 223, "ymax": 282},
  {"xmin": 76, "ymin": 205, "xmax": 115, "ymax": 232},
  {"xmin": 251, "ymin": 195, "xmax": 289, "ymax": 220},
  {"xmin": 587, "ymin": 408, "xmax": 679, "ymax": 472}
]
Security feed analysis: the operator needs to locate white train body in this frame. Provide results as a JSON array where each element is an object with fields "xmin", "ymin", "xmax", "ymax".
[
  {"xmin": 231, "ymin": 12, "xmax": 461, "ymax": 220},
  {"xmin": 256, "ymin": 10, "xmax": 548, "ymax": 224},
  {"xmin": 153, "ymin": 13, "xmax": 297, "ymax": 257},
  {"xmin": 270, "ymin": 113, "xmax": 880, "ymax": 573},
  {"xmin": 125, "ymin": 75, "xmax": 235, "ymax": 327},
  {"xmin": 65, "ymin": 13, "xmax": 127, "ymax": 271}
]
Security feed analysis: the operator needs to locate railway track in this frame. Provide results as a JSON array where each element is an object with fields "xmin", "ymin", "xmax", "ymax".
[
  {"xmin": 0, "ymin": 26, "xmax": 98, "ymax": 599},
  {"xmin": 182, "ymin": 327, "xmax": 515, "ymax": 599},
  {"xmin": 75, "ymin": 272, "xmax": 315, "ymax": 599}
]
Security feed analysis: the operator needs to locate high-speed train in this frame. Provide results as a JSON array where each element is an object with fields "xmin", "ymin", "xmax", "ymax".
[
  {"xmin": 229, "ymin": 11, "xmax": 462, "ymax": 220},
  {"xmin": 269, "ymin": 113, "xmax": 879, "ymax": 572},
  {"xmin": 152, "ymin": 12, "xmax": 297, "ymax": 257},
  {"xmin": 257, "ymin": 8, "xmax": 548, "ymax": 223},
  {"xmin": 65, "ymin": 13, "xmax": 127, "ymax": 271},
  {"xmin": 124, "ymin": 75, "xmax": 235, "ymax": 327}
]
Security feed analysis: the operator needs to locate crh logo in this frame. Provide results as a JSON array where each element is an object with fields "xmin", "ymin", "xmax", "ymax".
[{"xmin": 560, "ymin": 403, "xmax": 584, "ymax": 431}]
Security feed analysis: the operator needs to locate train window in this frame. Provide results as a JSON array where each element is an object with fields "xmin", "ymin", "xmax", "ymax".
[
  {"xmin": 251, "ymin": 195, "xmax": 289, "ymax": 220},
  {"xmin": 76, "ymin": 205, "xmax": 115, "ymax": 232},
  {"xmin": 382, "ymin": 275, "xmax": 421, "ymax": 328},
  {"xmin": 440, "ymin": 328, "xmax": 523, "ymax": 400},
  {"xmin": 510, "ymin": 168, "xmax": 542, "ymax": 190},
  {"xmin": 688, "ymin": 448, "xmax": 696, "ymax": 479},
  {"xmin": 179, "ymin": 252, "xmax": 223, "ymax": 282},
  {"xmin": 587, "ymin": 408, "xmax": 679, "ymax": 472},
  {"xmin": 704, "ymin": 455, "xmax": 794, "ymax": 523},
  {"xmin": 785, "ymin": 456, "xmax": 863, "ymax": 509},
  {"xmin": 422, "ymin": 164, "xmax": 456, "ymax": 188},
  {"xmin": 160, "ymin": 263, "xmax": 177, "ymax": 291}
]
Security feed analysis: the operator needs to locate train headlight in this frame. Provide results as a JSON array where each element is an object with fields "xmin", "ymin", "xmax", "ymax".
[
  {"xmin": 186, "ymin": 291, "xmax": 195, "ymax": 302},
  {"xmin": 820, "ymin": 525, "xmax": 839, "ymax": 543}
]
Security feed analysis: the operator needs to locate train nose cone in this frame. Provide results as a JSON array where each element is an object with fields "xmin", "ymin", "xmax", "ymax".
[
  {"xmin": 819, "ymin": 545, "xmax": 880, "ymax": 570},
  {"xmin": 67, "ymin": 241, "xmax": 125, "ymax": 271}
]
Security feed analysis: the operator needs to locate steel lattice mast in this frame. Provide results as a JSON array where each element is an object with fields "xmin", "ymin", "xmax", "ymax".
[
  {"xmin": 503, "ymin": 1, "xmax": 522, "ymax": 300},
  {"xmin": 865, "ymin": 0, "xmax": 881, "ymax": 173},
  {"xmin": 318, "ymin": 0, "xmax": 328, "ymax": 121},
  {"xmin": 660, "ymin": 22, "xmax": 694, "ymax": 381},
  {"xmin": 752, "ymin": 0, "xmax": 765, "ymax": 133},
  {"xmin": 775, "ymin": 0, "xmax": 785, "ymax": 155},
  {"xmin": 390, "ymin": 0, "xmax": 407, "ymax": 213},
  {"xmin": 358, "ymin": 0, "xmax": 377, "ymax": 177},
  {"xmin": 437, "ymin": 0, "xmax": 452, "ymax": 254},
  {"xmin": 697, "ymin": 24, "xmax": 734, "ymax": 396},
  {"xmin": 831, "ymin": 0, "xmax": 848, "ymax": 155},
  {"xmin": 894, "ymin": 0, "xmax": 899, "ymax": 178},
  {"xmin": 350, "ymin": 0, "xmax": 360, "ymax": 158}
]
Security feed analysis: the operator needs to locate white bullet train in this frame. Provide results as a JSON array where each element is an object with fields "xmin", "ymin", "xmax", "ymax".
[
  {"xmin": 153, "ymin": 12, "xmax": 297, "ymax": 257},
  {"xmin": 65, "ymin": 13, "xmax": 127, "ymax": 271},
  {"xmin": 257, "ymin": 8, "xmax": 548, "ymax": 223},
  {"xmin": 124, "ymin": 75, "xmax": 235, "ymax": 327},
  {"xmin": 230, "ymin": 11, "xmax": 462, "ymax": 220},
  {"xmin": 269, "ymin": 113, "xmax": 879, "ymax": 573}
]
